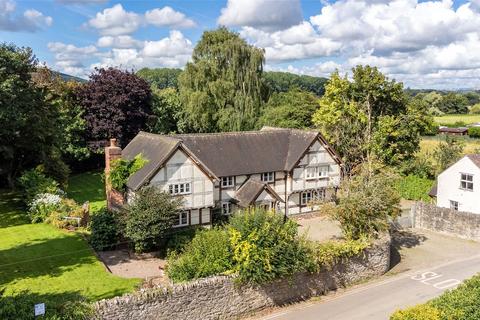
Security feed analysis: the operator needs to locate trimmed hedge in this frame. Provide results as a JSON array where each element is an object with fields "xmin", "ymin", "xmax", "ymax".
[{"xmin": 391, "ymin": 273, "xmax": 480, "ymax": 320}]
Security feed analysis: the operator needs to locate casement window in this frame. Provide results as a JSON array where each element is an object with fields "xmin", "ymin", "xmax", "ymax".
[
  {"xmin": 221, "ymin": 176, "xmax": 234, "ymax": 188},
  {"xmin": 305, "ymin": 165, "xmax": 329, "ymax": 180},
  {"xmin": 460, "ymin": 173, "xmax": 473, "ymax": 191},
  {"xmin": 301, "ymin": 189, "xmax": 327, "ymax": 205},
  {"xmin": 261, "ymin": 172, "xmax": 274, "ymax": 183},
  {"xmin": 450, "ymin": 200, "xmax": 459, "ymax": 211},
  {"xmin": 222, "ymin": 202, "xmax": 232, "ymax": 215},
  {"xmin": 173, "ymin": 211, "xmax": 189, "ymax": 227},
  {"xmin": 168, "ymin": 183, "xmax": 191, "ymax": 195}
]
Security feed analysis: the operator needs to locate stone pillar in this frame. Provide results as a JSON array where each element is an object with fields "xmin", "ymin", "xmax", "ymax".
[{"xmin": 105, "ymin": 138, "xmax": 124, "ymax": 211}]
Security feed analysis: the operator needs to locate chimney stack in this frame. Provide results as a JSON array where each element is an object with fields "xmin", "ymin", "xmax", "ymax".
[{"xmin": 105, "ymin": 138, "xmax": 123, "ymax": 210}]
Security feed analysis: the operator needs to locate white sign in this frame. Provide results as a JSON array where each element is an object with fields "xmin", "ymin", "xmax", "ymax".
[{"xmin": 34, "ymin": 303, "xmax": 45, "ymax": 316}]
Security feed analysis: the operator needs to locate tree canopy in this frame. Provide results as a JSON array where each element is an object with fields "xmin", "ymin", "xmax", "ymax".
[
  {"xmin": 178, "ymin": 27, "xmax": 267, "ymax": 132},
  {"xmin": 263, "ymin": 71, "xmax": 327, "ymax": 97},
  {"xmin": 258, "ymin": 88, "xmax": 318, "ymax": 129},
  {"xmin": 136, "ymin": 68, "xmax": 182, "ymax": 90},
  {"xmin": 76, "ymin": 67, "xmax": 152, "ymax": 149}
]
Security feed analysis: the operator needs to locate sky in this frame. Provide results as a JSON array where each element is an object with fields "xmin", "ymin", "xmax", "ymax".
[{"xmin": 1, "ymin": 0, "xmax": 480, "ymax": 89}]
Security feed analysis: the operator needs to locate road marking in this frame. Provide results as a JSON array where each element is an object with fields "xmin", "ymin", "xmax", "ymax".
[
  {"xmin": 410, "ymin": 271, "xmax": 460, "ymax": 290},
  {"xmin": 433, "ymin": 279, "xmax": 461, "ymax": 289}
]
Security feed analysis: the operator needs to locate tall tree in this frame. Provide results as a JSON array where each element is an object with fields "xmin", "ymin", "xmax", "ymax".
[
  {"xmin": 77, "ymin": 68, "xmax": 152, "ymax": 149},
  {"xmin": 178, "ymin": 27, "xmax": 266, "ymax": 132},
  {"xmin": 149, "ymin": 87, "xmax": 183, "ymax": 134},
  {"xmin": 259, "ymin": 88, "xmax": 318, "ymax": 129},
  {"xmin": 263, "ymin": 71, "xmax": 328, "ymax": 96},
  {"xmin": 313, "ymin": 66, "xmax": 428, "ymax": 172},
  {"xmin": 136, "ymin": 68, "xmax": 182, "ymax": 90},
  {"xmin": 0, "ymin": 44, "xmax": 62, "ymax": 187}
]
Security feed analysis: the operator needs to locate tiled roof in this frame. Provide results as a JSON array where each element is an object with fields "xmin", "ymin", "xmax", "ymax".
[
  {"xmin": 233, "ymin": 179, "xmax": 284, "ymax": 208},
  {"xmin": 466, "ymin": 154, "xmax": 480, "ymax": 168}
]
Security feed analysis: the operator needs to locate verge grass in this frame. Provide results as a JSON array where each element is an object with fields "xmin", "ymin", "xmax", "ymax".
[{"xmin": 67, "ymin": 171, "xmax": 106, "ymax": 213}]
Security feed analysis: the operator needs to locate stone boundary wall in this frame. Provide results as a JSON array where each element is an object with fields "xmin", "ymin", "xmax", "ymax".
[
  {"xmin": 414, "ymin": 201, "xmax": 480, "ymax": 241},
  {"xmin": 94, "ymin": 235, "xmax": 390, "ymax": 320}
]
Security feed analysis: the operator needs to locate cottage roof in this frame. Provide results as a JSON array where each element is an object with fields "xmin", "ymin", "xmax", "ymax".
[
  {"xmin": 466, "ymin": 154, "xmax": 480, "ymax": 168},
  {"xmin": 123, "ymin": 128, "xmax": 341, "ymax": 191},
  {"xmin": 233, "ymin": 179, "xmax": 284, "ymax": 208}
]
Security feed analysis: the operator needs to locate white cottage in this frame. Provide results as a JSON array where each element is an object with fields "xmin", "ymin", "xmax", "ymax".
[
  {"xmin": 431, "ymin": 154, "xmax": 480, "ymax": 214},
  {"xmin": 108, "ymin": 127, "xmax": 343, "ymax": 227}
]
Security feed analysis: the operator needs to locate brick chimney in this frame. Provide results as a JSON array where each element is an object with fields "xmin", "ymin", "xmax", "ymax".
[{"xmin": 105, "ymin": 138, "xmax": 124, "ymax": 211}]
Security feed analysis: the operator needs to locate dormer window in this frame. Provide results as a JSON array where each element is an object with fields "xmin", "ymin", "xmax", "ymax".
[
  {"xmin": 261, "ymin": 172, "xmax": 274, "ymax": 183},
  {"xmin": 460, "ymin": 173, "xmax": 473, "ymax": 191},
  {"xmin": 221, "ymin": 176, "xmax": 234, "ymax": 188}
]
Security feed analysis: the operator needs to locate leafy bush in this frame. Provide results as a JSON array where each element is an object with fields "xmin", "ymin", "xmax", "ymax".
[
  {"xmin": 400, "ymin": 155, "xmax": 435, "ymax": 179},
  {"xmin": 122, "ymin": 186, "xmax": 182, "ymax": 252},
  {"xmin": 43, "ymin": 154, "xmax": 71, "ymax": 189},
  {"xmin": 165, "ymin": 227, "xmax": 198, "ymax": 254},
  {"xmin": 89, "ymin": 210, "xmax": 119, "ymax": 251},
  {"xmin": 306, "ymin": 237, "xmax": 370, "ymax": 273},
  {"xmin": 396, "ymin": 175, "xmax": 434, "ymax": 202},
  {"xmin": 391, "ymin": 273, "xmax": 480, "ymax": 320},
  {"xmin": 17, "ymin": 167, "xmax": 61, "ymax": 205},
  {"xmin": 228, "ymin": 208, "xmax": 311, "ymax": 284},
  {"xmin": 324, "ymin": 166, "xmax": 401, "ymax": 240},
  {"xmin": 433, "ymin": 136, "xmax": 464, "ymax": 174},
  {"xmin": 45, "ymin": 198, "xmax": 85, "ymax": 229},
  {"xmin": 391, "ymin": 305, "xmax": 440, "ymax": 320},
  {"xmin": 109, "ymin": 154, "xmax": 147, "ymax": 192},
  {"xmin": 469, "ymin": 103, "xmax": 480, "ymax": 114},
  {"xmin": 0, "ymin": 290, "xmax": 93, "ymax": 320},
  {"xmin": 468, "ymin": 126, "xmax": 480, "ymax": 138},
  {"xmin": 166, "ymin": 228, "xmax": 233, "ymax": 282},
  {"xmin": 28, "ymin": 193, "xmax": 63, "ymax": 223}
]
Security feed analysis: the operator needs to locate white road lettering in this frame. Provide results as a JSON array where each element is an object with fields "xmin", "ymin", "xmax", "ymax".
[{"xmin": 433, "ymin": 279, "xmax": 461, "ymax": 289}]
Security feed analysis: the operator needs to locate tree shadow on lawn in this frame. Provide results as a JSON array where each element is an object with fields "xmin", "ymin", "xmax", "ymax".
[
  {"xmin": 389, "ymin": 229, "xmax": 427, "ymax": 269},
  {"xmin": 0, "ymin": 190, "xmax": 29, "ymax": 228},
  {"xmin": 0, "ymin": 234, "xmax": 97, "ymax": 288},
  {"xmin": 0, "ymin": 289, "xmax": 93, "ymax": 320}
]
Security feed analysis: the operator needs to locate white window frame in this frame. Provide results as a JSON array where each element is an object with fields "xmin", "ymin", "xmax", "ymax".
[
  {"xmin": 222, "ymin": 202, "xmax": 232, "ymax": 215},
  {"xmin": 460, "ymin": 173, "xmax": 473, "ymax": 191},
  {"xmin": 261, "ymin": 172, "xmax": 274, "ymax": 183},
  {"xmin": 450, "ymin": 200, "xmax": 459, "ymax": 211},
  {"xmin": 221, "ymin": 176, "xmax": 234, "ymax": 188},
  {"xmin": 173, "ymin": 211, "xmax": 189, "ymax": 227},
  {"xmin": 305, "ymin": 165, "xmax": 329, "ymax": 180},
  {"xmin": 168, "ymin": 183, "xmax": 191, "ymax": 195},
  {"xmin": 301, "ymin": 189, "xmax": 327, "ymax": 205}
]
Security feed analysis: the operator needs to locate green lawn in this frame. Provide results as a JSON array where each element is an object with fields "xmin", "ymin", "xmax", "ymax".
[
  {"xmin": 0, "ymin": 178, "xmax": 138, "ymax": 317},
  {"xmin": 434, "ymin": 114, "xmax": 480, "ymax": 125},
  {"xmin": 67, "ymin": 171, "xmax": 106, "ymax": 213}
]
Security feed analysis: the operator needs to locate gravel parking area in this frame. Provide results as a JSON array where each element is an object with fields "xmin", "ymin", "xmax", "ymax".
[
  {"xmin": 294, "ymin": 214, "xmax": 343, "ymax": 242},
  {"xmin": 98, "ymin": 249, "xmax": 166, "ymax": 280}
]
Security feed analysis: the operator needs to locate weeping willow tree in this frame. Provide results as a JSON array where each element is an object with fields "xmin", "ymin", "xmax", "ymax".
[{"xmin": 178, "ymin": 27, "xmax": 267, "ymax": 132}]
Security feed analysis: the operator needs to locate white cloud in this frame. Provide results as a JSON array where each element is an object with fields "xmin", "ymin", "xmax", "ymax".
[
  {"xmin": 145, "ymin": 6, "xmax": 196, "ymax": 28},
  {"xmin": 218, "ymin": 0, "xmax": 302, "ymax": 31},
  {"xmin": 86, "ymin": 4, "xmax": 142, "ymax": 36},
  {"xmin": 0, "ymin": 0, "xmax": 52, "ymax": 32},
  {"xmin": 97, "ymin": 35, "xmax": 142, "ymax": 48},
  {"xmin": 56, "ymin": 0, "xmax": 107, "ymax": 4},
  {"xmin": 48, "ymin": 42, "xmax": 100, "ymax": 77}
]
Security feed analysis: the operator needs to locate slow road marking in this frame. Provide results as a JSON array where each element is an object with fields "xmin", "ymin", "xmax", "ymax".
[{"xmin": 410, "ymin": 271, "xmax": 460, "ymax": 290}]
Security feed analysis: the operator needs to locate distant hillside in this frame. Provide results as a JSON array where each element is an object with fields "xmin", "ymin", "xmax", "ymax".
[{"xmin": 55, "ymin": 71, "xmax": 87, "ymax": 83}]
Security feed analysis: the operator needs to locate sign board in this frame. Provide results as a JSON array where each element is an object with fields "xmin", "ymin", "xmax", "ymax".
[{"xmin": 34, "ymin": 303, "xmax": 45, "ymax": 317}]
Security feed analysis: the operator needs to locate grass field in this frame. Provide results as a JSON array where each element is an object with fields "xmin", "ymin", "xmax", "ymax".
[
  {"xmin": 0, "ymin": 173, "xmax": 138, "ymax": 317},
  {"xmin": 420, "ymin": 135, "xmax": 480, "ymax": 155},
  {"xmin": 67, "ymin": 171, "xmax": 106, "ymax": 213},
  {"xmin": 434, "ymin": 114, "xmax": 480, "ymax": 125}
]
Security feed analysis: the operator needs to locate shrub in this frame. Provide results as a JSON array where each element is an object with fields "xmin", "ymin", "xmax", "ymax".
[
  {"xmin": 28, "ymin": 193, "xmax": 63, "ymax": 223},
  {"xmin": 122, "ymin": 186, "xmax": 182, "ymax": 252},
  {"xmin": 396, "ymin": 175, "xmax": 434, "ymax": 202},
  {"xmin": 391, "ymin": 305, "xmax": 440, "ymax": 320},
  {"xmin": 391, "ymin": 273, "xmax": 480, "ymax": 320},
  {"xmin": 166, "ymin": 228, "xmax": 233, "ymax": 282},
  {"xmin": 324, "ymin": 166, "xmax": 401, "ymax": 240},
  {"xmin": 469, "ymin": 103, "xmax": 480, "ymax": 114},
  {"xmin": 43, "ymin": 154, "xmax": 71, "ymax": 189},
  {"xmin": 165, "ymin": 227, "xmax": 198, "ymax": 254},
  {"xmin": 89, "ymin": 210, "xmax": 119, "ymax": 251},
  {"xmin": 228, "ymin": 208, "xmax": 311, "ymax": 284},
  {"xmin": 468, "ymin": 126, "xmax": 480, "ymax": 138},
  {"xmin": 400, "ymin": 155, "xmax": 435, "ymax": 179},
  {"xmin": 45, "ymin": 198, "xmax": 85, "ymax": 229},
  {"xmin": 17, "ymin": 167, "xmax": 61, "ymax": 205},
  {"xmin": 306, "ymin": 237, "xmax": 370, "ymax": 273},
  {"xmin": 109, "ymin": 154, "xmax": 148, "ymax": 192}
]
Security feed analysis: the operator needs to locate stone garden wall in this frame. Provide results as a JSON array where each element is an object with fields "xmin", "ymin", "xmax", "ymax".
[
  {"xmin": 413, "ymin": 201, "xmax": 480, "ymax": 241},
  {"xmin": 94, "ymin": 234, "xmax": 391, "ymax": 320}
]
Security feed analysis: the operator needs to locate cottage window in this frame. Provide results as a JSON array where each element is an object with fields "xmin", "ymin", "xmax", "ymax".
[
  {"xmin": 460, "ymin": 173, "xmax": 473, "ymax": 191},
  {"xmin": 450, "ymin": 200, "xmax": 459, "ymax": 211},
  {"xmin": 222, "ymin": 202, "xmax": 232, "ymax": 215},
  {"xmin": 301, "ymin": 189, "xmax": 326, "ymax": 205},
  {"xmin": 305, "ymin": 166, "xmax": 329, "ymax": 180},
  {"xmin": 261, "ymin": 172, "xmax": 274, "ymax": 182},
  {"xmin": 221, "ymin": 176, "xmax": 234, "ymax": 188},
  {"xmin": 168, "ymin": 183, "xmax": 191, "ymax": 195},
  {"xmin": 173, "ymin": 211, "xmax": 189, "ymax": 227}
]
